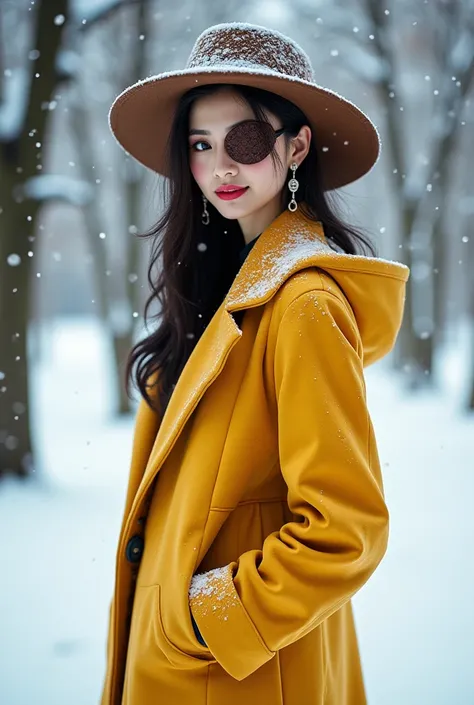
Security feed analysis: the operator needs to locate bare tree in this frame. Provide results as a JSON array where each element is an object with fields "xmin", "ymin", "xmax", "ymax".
[
  {"xmin": 0, "ymin": 0, "xmax": 147, "ymax": 479},
  {"xmin": 296, "ymin": 0, "xmax": 474, "ymax": 393},
  {"xmin": 0, "ymin": 0, "xmax": 68, "ymax": 478}
]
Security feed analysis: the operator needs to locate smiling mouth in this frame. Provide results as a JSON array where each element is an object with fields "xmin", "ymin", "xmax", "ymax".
[{"xmin": 215, "ymin": 186, "xmax": 249, "ymax": 200}]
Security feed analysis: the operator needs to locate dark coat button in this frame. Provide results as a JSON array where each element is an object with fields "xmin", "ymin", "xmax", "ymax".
[{"xmin": 125, "ymin": 535, "xmax": 144, "ymax": 563}]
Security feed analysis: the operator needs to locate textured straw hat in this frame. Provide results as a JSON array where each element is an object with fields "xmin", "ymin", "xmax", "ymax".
[{"xmin": 108, "ymin": 22, "xmax": 381, "ymax": 191}]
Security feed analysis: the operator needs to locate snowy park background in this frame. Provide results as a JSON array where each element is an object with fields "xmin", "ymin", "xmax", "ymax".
[
  {"xmin": 1, "ymin": 321, "xmax": 473, "ymax": 705},
  {"xmin": 1, "ymin": 1, "xmax": 474, "ymax": 704}
]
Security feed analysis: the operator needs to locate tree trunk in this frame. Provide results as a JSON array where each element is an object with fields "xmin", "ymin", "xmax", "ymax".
[
  {"xmin": 391, "ymin": 204, "xmax": 416, "ymax": 372},
  {"xmin": 469, "ymin": 328, "xmax": 474, "ymax": 410},
  {"xmin": 465, "ymin": 215, "xmax": 474, "ymax": 411},
  {"xmin": 467, "ymin": 297, "xmax": 474, "ymax": 410},
  {"xmin": 111, "ymin": 330, "xmax": 135, "ymax": 414},
  {"xmin": 113, "ymin": 0, "xmax": 148, "ymax": 415},
  {"xmin": 0, "ymin": 173, "xmax": 38, "ymax": 477},
  {"xmin": 0, "ymin": 0, "xmax": 67, "ymax": 478}
]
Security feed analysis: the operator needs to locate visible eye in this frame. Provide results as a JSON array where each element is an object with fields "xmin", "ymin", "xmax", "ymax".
[{"xmin": 190, "ymin": 140, "xmax": 210, "ymax": 153}]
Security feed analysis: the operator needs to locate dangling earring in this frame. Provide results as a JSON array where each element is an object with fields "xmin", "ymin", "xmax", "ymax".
[
  {"xmin": 288, "ymin": 162, "xmax": 299, "ymax": 212},
  {"xmin": 202, "ymin": 194, "xmax": 210, "ymax": 225}
]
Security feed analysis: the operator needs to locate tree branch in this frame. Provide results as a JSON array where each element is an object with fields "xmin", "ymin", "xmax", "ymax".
[{"xmin": 74, "ymin": 0, "xmax": 150, "ymax": 32}]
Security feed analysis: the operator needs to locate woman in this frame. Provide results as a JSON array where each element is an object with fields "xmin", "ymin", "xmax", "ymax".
[{"xmin": 102, "ymin": 22, "xmax": 410, "ymax": 705}]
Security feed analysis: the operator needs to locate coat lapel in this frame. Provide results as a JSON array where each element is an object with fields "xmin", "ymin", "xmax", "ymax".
[
  {"xmin": 135, "ymin": 305, "xmax": 242, "ymax": 500},
  {"xmin": 133, "ymin": 208, "xmax": 331, "ymax": 506},
  {"xmin": 225, "ymin": 207, "xmax": 329, "ymax": 314}
]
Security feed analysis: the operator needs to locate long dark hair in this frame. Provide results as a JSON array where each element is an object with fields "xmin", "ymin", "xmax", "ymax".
[{"xmin": 125, "ymin": 83, "xmax": 377, "ymax": 414}]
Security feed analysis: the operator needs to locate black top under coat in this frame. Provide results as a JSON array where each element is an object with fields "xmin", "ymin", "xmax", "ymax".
[{"xmin": 232, "ymin": 233, "xmax": 261, "ymax": 328}]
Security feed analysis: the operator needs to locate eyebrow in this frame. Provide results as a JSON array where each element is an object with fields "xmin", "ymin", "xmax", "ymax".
[{"xmin": 188, "ymin": 120, "xmax": 245, "ymax": 136}]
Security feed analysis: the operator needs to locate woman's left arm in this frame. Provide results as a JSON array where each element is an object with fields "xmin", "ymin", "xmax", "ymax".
[{"xmin": 189, "ymin": 289, "xmax": 389, "ymax": 680}]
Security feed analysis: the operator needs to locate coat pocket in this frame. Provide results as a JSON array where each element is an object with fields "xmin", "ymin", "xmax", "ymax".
[
  {"xmin": 155, "ymin": 584, "xmax": 217, "ymax": 669},
  {"xmin": 127, "ymin": 584, "xmax": 214, "ymax": 678}
]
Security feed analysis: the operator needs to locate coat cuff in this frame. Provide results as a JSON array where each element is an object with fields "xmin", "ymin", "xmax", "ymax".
[{"xmin": 189, "ymin": 563, "xmax": 275, "ymax": 681}]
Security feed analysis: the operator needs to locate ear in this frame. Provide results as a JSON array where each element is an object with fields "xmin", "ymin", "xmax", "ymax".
[{"xmin": 287, "ymin": 125, "xmax": 311, "ymax": 168}]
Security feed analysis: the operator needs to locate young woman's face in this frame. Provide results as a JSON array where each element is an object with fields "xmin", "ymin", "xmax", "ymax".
[{"xmin": 188, "ymin": 89, "xmax": 296, "ymax": 242}]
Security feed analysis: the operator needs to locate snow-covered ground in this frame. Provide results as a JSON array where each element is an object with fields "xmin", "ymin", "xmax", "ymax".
[{"xmin": 1, "ymin": 317, "xmax": 473, "ymax": 705}]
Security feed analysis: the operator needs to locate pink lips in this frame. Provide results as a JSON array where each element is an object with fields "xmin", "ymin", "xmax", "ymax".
[{"xmin": 215, "ymin": 186, "xmax": 249, "ymax": 201}]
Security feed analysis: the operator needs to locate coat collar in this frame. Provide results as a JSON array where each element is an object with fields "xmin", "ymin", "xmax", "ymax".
[
  {"xmin": 225, "ymin": 206, "xmax": 329, "ymax": 313},
  {"xmin": 129, "ymin": 208, "xmax": 335, "ymax": 513}
]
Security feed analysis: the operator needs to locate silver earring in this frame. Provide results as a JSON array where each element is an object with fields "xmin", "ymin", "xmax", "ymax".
[
  {"xmin": 288, "ymin": 162, "xmax": 299, "ymax": 212},
  {"xmin": 202, "ymin": 194, "xmax": 210, "ymax": 225}
]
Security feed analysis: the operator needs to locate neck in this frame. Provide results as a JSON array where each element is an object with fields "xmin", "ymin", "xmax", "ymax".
[{"xmin": 238, "ymin": 196, "xmax": 284, "ymax": 245}]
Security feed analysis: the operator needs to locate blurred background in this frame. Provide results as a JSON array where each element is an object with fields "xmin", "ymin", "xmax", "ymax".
[{"xmin": 0, "ymin": 0, "xmax": 473, "ymax": 703}]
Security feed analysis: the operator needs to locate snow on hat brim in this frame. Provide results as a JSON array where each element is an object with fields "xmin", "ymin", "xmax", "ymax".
[{"xmin": 108, "ymin": 25, "xmax": 381, "ymax": 191}]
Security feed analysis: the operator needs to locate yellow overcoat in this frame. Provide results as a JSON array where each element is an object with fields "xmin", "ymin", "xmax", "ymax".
[{"xmin": 101, "ymin": 207, "xmax": 410, "ymax": 705}]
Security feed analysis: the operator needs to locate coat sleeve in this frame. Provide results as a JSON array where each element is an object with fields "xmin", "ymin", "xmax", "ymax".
[{"xmin": 189, "ymin": 289, "xmax": 389, "ymax": 681}]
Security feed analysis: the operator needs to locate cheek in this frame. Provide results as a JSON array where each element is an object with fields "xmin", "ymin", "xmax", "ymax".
[
  {"xmin": 190, "ymin": 158, "xmax": 206, "ymax": 184},
  {"xmin": 248, "ymin": 159, "xmax": 268, "ymax": 173},
  {"xmin": 247, "ymin": 157, "xmax": 284, "ymax": 186}
]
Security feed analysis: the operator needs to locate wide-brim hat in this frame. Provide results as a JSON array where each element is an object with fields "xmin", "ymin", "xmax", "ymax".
[{"xmin": 108, "ymin": 22, "xmax": 381, "ymax": 191}]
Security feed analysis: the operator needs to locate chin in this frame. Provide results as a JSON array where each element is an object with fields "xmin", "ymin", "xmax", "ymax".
[{"xmin": 214, "ymin": 203, "xmax": 250, "ymax": 219}]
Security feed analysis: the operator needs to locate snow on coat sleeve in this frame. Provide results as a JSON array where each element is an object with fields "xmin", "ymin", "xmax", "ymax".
[{"xmin": 189, "ymin": 289, "xmax": 389, "ymax": 681}]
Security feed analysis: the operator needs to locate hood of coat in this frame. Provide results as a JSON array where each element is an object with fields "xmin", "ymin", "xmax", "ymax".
[{"xmin": 225, "ymin": 207, "xmax": 410, "ymax": 367}]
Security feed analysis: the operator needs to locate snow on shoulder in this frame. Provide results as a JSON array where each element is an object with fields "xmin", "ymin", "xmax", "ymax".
[{"xmin": 225, "ymin": 214, "xmax": 409, "ymax": 311}]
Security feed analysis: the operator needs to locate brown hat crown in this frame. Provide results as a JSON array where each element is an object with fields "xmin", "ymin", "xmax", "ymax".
[{"xmin": 186, "ymin": 23, "xmax": 314, "ymax": 83}]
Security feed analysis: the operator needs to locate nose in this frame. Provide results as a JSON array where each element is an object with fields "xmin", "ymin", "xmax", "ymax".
[{"xmin": 213, "ymin": 143, "xmax": 238, "ymax": 180}]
